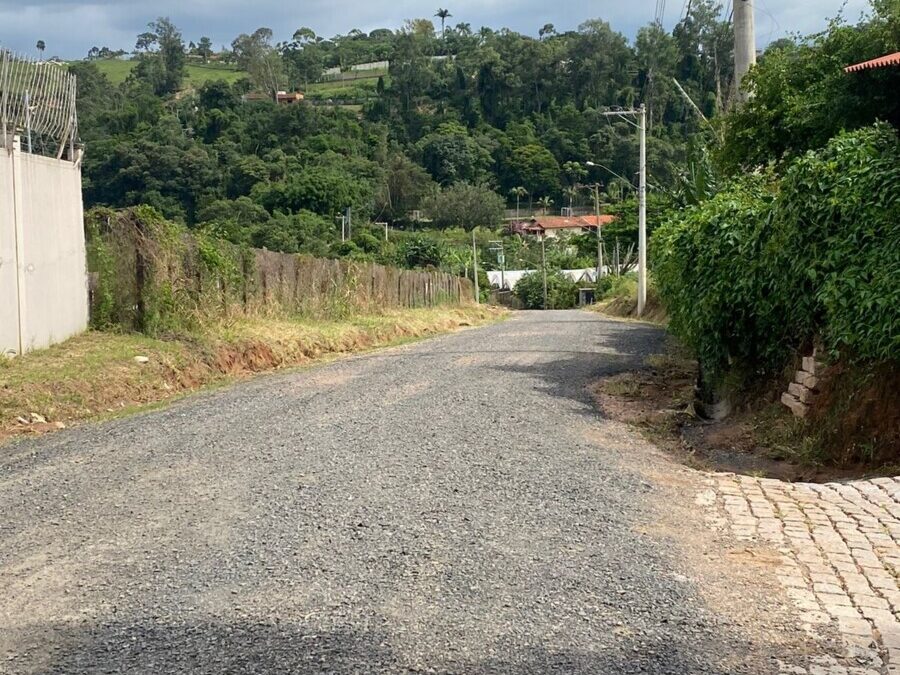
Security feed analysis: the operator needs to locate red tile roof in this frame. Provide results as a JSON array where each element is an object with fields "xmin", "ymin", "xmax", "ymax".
[
  {"xmin": 524, "ymin": 215, "xmax": 616, "ymax": 231},
  {"xmin": 844, "ymin": 52, "xmax": 900, "ymax": 72}
]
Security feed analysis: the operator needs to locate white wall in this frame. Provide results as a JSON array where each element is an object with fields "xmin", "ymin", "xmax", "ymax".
[
  {"xmin": 0, "ymin": 138, "xmax": 88, "ymax": 355},
  {"xmin": 0, "ymin": 151, "xmax": 19, "ymax": 355}
]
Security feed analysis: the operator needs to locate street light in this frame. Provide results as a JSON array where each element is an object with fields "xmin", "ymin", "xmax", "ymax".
[
  {"xmin": 578, "ymin": 179, "xmax": 605, "ymax": 282},
  {"xmin": 586, "ymin": 104, "xmax": 647, "ymax": 316}
]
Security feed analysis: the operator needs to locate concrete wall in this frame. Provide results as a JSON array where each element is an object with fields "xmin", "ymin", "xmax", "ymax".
[
  {"xmin": 0, "ymin": 148, "xmax": 19, "ymax": 355},
  {"xmin": 0, "ymin": 137, "xmax": 88, "ymax": 356}
]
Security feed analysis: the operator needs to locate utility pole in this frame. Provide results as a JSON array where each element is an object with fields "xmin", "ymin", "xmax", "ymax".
[
  {"xmin": 593, "ymin": 184, "xmax": 604, "ymax": 281},
  {"xmin": 637, "ymin": 104, "xmax": 647, "ymax": 316},
  {"xmin": 596, "ymin": 106, "xmax": 647, "ymax": 316},
  {"xmin": 733, "ymin": 0, "xmax": 756, "ymax": 104},
  {"xmin": 472, "ymin": 230, "xmax": 480, "ymax": 304},
  {"xmin": 541, "ymin": 233, "xmax": 548, "ymax": 310}
]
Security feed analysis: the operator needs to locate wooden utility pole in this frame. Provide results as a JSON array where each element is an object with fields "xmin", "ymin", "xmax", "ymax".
[
  {"xmin": 472, "ymin": 230, "xmax": 480, "ymax": 303},
  {"xmin": 593, "ymin": 184, "xmax": 604, "ymax": 280},
  {"xmin": 541, "ymin": 233, "xmax": 548, "ymax": 310}
]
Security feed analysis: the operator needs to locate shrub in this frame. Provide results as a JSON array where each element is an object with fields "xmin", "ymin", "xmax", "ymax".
[
  {"xmin": 653, "ymin": 124, "xmax": 900, "ymax": 388},
  {"xmin": 515, "ymin": 270, "xmax": 577, "ymax": 309}
]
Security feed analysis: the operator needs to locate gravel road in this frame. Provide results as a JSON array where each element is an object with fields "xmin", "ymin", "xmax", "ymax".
[{"xmin": 1, "ymin": 311, "xmax": 818, "ymax": 673}]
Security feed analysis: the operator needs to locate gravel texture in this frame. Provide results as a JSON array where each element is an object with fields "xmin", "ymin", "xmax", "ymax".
[{"xmin": 0, "ymin": 310, "xmax": 815, "ymax": 673}]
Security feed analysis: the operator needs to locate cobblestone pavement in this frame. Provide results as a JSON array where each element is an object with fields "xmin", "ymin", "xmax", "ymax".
[{"xmin": 699, "ymin": 474, "xmax": 900, "ymax": 675}]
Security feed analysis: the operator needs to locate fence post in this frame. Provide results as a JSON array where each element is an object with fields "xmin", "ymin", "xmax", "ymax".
[
  {"xmin": 1, "ymin": 50, "xmax": 8, "ymax": 151},
  {"xmin": 134, "ymin": 223, "xmax": 146, "ymax": 332}
]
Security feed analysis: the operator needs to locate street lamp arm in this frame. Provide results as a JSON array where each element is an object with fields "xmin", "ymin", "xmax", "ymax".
[{"xmin": 584, "ymin": 161, "xmax": 637, "ymax": 189}]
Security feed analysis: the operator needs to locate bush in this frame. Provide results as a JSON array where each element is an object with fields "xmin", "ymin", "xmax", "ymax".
[
  {"xmin": 515, "ymin": 270, "xmax": 577, "ymax": 309},
  {"xmin": 653, "ymin": 124, "xmax": 900, "ymax": 387}
]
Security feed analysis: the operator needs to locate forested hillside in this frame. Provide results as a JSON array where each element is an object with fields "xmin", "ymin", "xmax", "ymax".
[
  {"xmin": 70, "ymin": 5, "xmax": 737, "ymax": 265},
  {"xmin": 70, "ymin": 1, "xmax": 897, "ymax": 280}
]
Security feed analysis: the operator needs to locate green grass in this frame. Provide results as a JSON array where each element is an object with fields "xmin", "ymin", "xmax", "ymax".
[
  {"xmin": 305, "ymin": 75, "xmax": 386, "ymax": 101},
  {"xmin": 70, "ymin": 58, "xmax": 247, "ymax": 88}
]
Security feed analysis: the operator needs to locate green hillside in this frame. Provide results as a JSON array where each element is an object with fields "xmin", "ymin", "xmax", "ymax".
[{"xmin": 73, "ymin": 58, "xmax": 246, "ymax": 87}]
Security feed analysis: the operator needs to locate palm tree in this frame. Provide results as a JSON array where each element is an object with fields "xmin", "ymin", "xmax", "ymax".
[
  {"xmin": 509, "ymin": 186, "xmax": 528, "ymax": 222},
  {"xmin": 563, "ymin": 186, "xmax": 578, "ymax": 211},
  {"xmin": 537, "ymin": 196, "xmax": 554, "ymax": 215},
  {"xmin": 435, "ymin": 8, "xmax": 452, "ymax": 39},
  {"xmin": 36, "ymin": 40, "xmax": 45, "ymax": 60}
]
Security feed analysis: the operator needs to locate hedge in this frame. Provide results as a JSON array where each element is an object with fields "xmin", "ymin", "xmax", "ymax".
[{"xmin": 653, "ymin": 124, "xmax": 900, "ymax": 385}]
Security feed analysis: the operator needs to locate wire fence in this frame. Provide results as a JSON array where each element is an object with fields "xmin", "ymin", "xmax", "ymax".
[{"xmin": 0, "ymin": 50, "xmax": 78, "ymax": 159}]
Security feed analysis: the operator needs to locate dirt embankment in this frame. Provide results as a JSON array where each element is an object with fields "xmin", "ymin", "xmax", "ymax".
[
  {"xmin": 0, "ymin": 306, "xmax": 505, "ymax": 445},
  {"xmin": 591, "ymin": 336, "xmax": 897, "ymax": 482}
]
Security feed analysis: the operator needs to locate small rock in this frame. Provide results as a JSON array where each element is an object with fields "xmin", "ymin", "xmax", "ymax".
[
  {"xmin": 29, "ymin": 412, "xmax": 47, "ymax": 424},
  {"xmin": 134, "ymin": 356, "xmax": 150, "ymax": 364},
  {"xmin": 16, "ymin": 416, "xmax": 29, "ymax": 425},
  {"xmin": 54, "ymin": 421, "xmax": 66, "ymax": 429}
]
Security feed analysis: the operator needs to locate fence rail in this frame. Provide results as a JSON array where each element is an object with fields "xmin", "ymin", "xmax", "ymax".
[{"xmin": 0, "ymin": 50, "xmax": 77, "ymax": 159}]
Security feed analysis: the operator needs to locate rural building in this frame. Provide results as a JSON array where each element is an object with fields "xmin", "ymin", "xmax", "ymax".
[{"xmin": 522, "ymin": 214, "xmax": 616, "ymax": 239}]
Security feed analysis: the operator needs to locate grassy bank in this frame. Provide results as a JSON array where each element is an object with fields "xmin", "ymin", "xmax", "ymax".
[
  {"xmin": 0, "ymin": 306, "xmax": 504, "ymax": 444},
  {"xmin": 591, "ymin": 274, "xmax": 668, "ymax": 324}
]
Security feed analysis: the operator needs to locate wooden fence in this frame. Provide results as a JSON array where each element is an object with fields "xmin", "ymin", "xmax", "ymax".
[{"xmin": 87, "ymin": 208, "xmax": 474, "ymax": 333}]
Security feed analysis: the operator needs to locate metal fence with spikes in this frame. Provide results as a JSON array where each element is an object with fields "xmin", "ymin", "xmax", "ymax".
[{"xmin": 0, "ymin": 50, "xmax": 78, "ymax": 160}]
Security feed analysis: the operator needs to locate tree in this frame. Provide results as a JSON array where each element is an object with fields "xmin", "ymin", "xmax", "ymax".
[
  {"xmin": 402, "ymin": 18, "xmax": 436, "ymax": 39},
  {"xmin": 423, "ymin": 182, "xmax": 505, "ymax": 230},
  {"xmin": 283, "ymin": 35, "xmax": 324, "ymax": 89},
  {"xmin": 133, "ymin": 18, "xmax": 185, "ymax": 96},
  {"xmin": 36, "ymin": 40, "xmax": 45, "ymax": 60},
  {"xmin": 506, "ymin": 145, "xmax": 561, "ymax": 198},
  {"xmin": 718, "ymin": 4, "xmax": 900, "ymax": 171},
  {"xmin": 196, "ymin": 37, "xmax": 214, "ymax": 63},
  {"xmin": 135, "ymin": 32, "xmax": 157, "ymax": 53},
  {"xmin": 509, "ymin": 186, "xmax": 528, "ymax": 220},
  {"xmin": 417, "ymin": 123, "xmax": 492, "ymax": 185},
  {"xmin": 399, "ymin": 235, "xmax": 445, "ymax": 268},
  {"xmin": 232, "ymin": 28, "xmax": 285, "ymax": 97},
  {"xmin": 538, "ymin": 24, "xmax": 556, "ymax": 40},
  {"xmin": 537, "ymin": 196, "xmax": 554, "ymax": 215},
  {"xmin": 375, "ymin": 153, "xmax": 436, "ymax": 224},
  {"xmin": 435, "ymin": 8, "xmax": 452, "ymax": 39}
]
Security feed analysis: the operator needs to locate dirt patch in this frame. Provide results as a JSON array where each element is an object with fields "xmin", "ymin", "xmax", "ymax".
[
  {"xmin": 590, "ymin": 338, "xmax": 877, "ymax": 483},
  {"xmin": 809, "ymin": 360, "xmax": 900, "ymax": 466}
]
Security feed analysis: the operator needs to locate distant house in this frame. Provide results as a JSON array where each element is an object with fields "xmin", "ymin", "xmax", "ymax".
[
  {"xmin": 275, "ymin": 91, "xmax": 304, "ymax": 104},
  {"xmin": 522, "ymin": 214, "xmax": 616, "ymax": 239},
  {"xmin": 241, "ymin": 91, "xmax": 305, "ymax": 104}
]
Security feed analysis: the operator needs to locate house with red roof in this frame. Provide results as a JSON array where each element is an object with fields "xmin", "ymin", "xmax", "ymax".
[{"xmin": 521, "ymin": 214, "xmax": 616, "ymax": 239}]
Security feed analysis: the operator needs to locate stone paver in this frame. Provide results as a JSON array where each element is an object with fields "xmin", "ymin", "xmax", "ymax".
[{"xmin": 701, "ymin": 474, "xmax": 900, "ymax": 675}]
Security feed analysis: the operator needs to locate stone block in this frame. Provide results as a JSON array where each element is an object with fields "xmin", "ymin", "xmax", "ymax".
[
  {"xmin": 788, "ymin": 382, "xmax": 815, "ymax": 403},
  {"xmin": 802, "ymin": 356, "xmax": 817, "ymax": 374},
  {"xmin": 794, "ymin": 370, "xmax": 819, "ymax": 390},
  {"xmin": 781, "ymin": 392, "xmax": 808, "ymax": 418}
]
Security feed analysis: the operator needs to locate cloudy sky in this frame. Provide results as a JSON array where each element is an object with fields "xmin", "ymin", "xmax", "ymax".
[{"xmin": 0, "ymin": 0, "xmax": 872, "ymax": 60}]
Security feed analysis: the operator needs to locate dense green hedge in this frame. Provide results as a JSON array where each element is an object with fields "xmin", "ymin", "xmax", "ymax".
[
  {"xmin": 653, "ymin": 124, "xmax": 900, "ymax": 384},
  {"xmin": 515, "ymin": 270, "xmax": 578, "ymax": 310}
]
